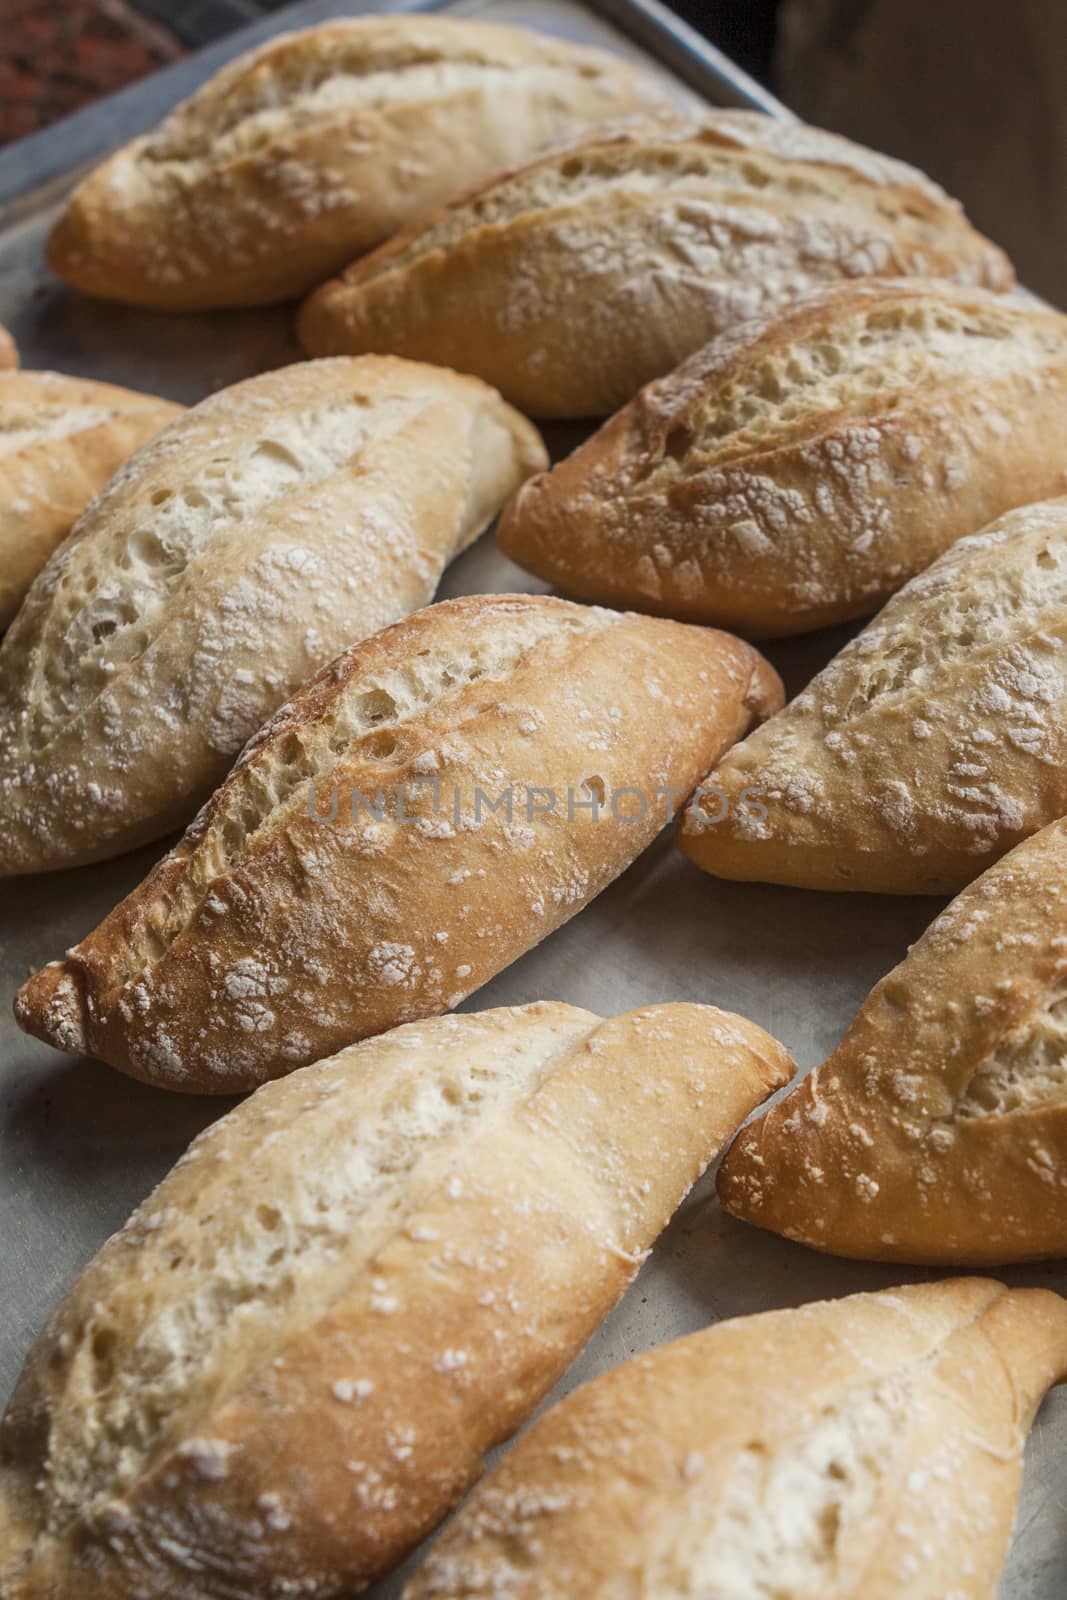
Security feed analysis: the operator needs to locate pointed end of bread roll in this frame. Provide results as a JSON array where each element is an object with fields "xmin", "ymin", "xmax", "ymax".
[
  {"xmin": 14, "ymin": 962, "xmax": 87, "ymax": 1058},
  {"xmin": 296, "ymin": 279, "xmax": 341, "ymax": 358},
  {"xmin": 716, "ymin": 1109, "xmax": 788, "ymax": 1231},
  {"xmin": 45, "ymin": 153, "xmax": 128, "ymax": 304}
]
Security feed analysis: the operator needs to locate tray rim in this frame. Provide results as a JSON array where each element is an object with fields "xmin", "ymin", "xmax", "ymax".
[{"xmin": 0, "ymin": 0, "xmax": 792, "ymax": 216}]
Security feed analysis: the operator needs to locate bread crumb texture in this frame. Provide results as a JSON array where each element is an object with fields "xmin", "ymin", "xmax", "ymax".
[
  {"xmin": 299, "ymin": 112, "xmax": 1013, "ymax": 416},
  {"xmin": 404, "ymin": 1279, "xmax": 1067, "ymax": 1600},
  {"xmin": 46, "ymin": 17, "xmax": 674, "ymax": 307},
  {"xmin": 498, "ymin": 279, "xmax": 1067, "ymax": 632},
  {"xmin": 0, "ymin": 356, "xmax": 545, "ymax": 873},
  {"xmin": 718, "ymin": 817, "xmax": 1067, "ymax": 1264},
  {"xmin": 13, "ymin": 593, "xmax": 781, "ymax": 1090},
  {"xmin": 680, "ymin": 496, "xmax": 1067, "ymax": 893},
  {"xmin": 0, "ymin": 1000, "xmax": 791, "ymax": 1598},
  {"xmin": 0, "ymin": 371, "xmax": 182, "ymax": 629}
]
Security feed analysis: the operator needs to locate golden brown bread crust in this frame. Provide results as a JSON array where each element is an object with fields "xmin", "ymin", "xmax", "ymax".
[
  {"xmin": 498, "ymin": 280, "xmax": 1067, "ymax": 636},
  {"xmin": 45, "ymin": 17, "xmax": 673, "ymax": 310},
  {"xmin": 299, "ymin": 112, "xmax": 1014, "ymax": 418},
  {"xmin": 678, "ymin": 497, "xmax": 1067, "ymax": 894},
  {"xmin": 0, "ymin": 371, "xmax": 181, "ymax": 631},
  {"xmin": 0, "ymin": 323, "xmax": 17, "ymax": 369},
  {"xmin": 0, "ymin": 1000, "xmax": 792, "ymax": 1600},
  {"xmin": 13, "ymin": 593, "xmax": 782, "ymax": 1091},
  {"xmin": 0, "ymin": 356, "xmax": 545, "ymax": 875},
  {"xmin": 718, "ymin": 819, "xmax": 1067, "ymax": 1265},
  {"xmin": 404, "ymin": 1279, "xmax": 1067, "ymax": 1600}
]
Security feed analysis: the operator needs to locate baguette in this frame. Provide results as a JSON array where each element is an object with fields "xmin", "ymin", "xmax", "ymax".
[
  {"xmin": 678, "ymin": 497, "xmax": 1067, "ymax": 894},
  {"xmin": 718, "ymin": 819, "xmax": 1067, "ymax": 1264},
  {"xmin": 0, "ymin": 356, "xmax": 545, "ymax": 874},
  {"xmin": 0, "ymin": 1000, "xmax": 792, "ymax": 1600},
  {"xmin": 299, "ymin": 112, "xmax": 1014, "ymax": 418},
  {"xmin": 0, "ymin": 323, "xmax": 16, "ymax": 369},
  {"xmin": 404, "ymin": 1279, "xmax": 1067, "ymax": 1600},
  {"xmin": 46, "ymin": 17, "xmax": 673, "ymax": 310},
  {"xmin": 498, "ymin": 280, "xmax": 1067, "ymax": 635},
  {"xmin": 13, "ymin": 592, "xmax": 782, "ymax": 1092},
  {"xmin": 0, "ymin": 371, "xmax": 181, "ymax": 630}
]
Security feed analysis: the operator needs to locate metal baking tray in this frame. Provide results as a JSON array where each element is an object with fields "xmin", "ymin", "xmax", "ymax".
[{"xmin": 0, "ymin": 3, "xmax": 1062, "ymax": 1595}]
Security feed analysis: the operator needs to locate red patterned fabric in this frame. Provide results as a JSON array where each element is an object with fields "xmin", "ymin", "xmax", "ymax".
[{"xmin": 0, "ymin": 0, "xmax": 184, "ymax": 145}]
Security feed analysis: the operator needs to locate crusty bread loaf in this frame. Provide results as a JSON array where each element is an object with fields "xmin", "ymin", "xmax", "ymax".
[
  {"xmin": 13, "ymin": 593, "xmax": 782, "ymax": 1091},
  {"xmin": 498, "ymin": 280, "xmax": 1067, "ymax": 635},
  {"xmin": 404, "ymin": 1279, "xmax": 1067, "ymax": 1600},
  {"xmin": 0, "ymin": 371, "xmax": 181, "ymax": 631},
  {"xmin": 0, "ymin": 999, "xmax": 792, "ymax": 1600},
  {"xmin": 679, "ymin": 497, "xmax": 1067, "ymax": 894},
  {"xmin": 718, "ymin": 819, "xmax": 1067, "ymax": 1264},
  {"xmin": 0, "ymin": 323, "xmax": 17, "ymax": 369},
  {"xmin": 0, "ymin": 357, "xmax": 545, "ymax": 874},
  {"xmin": 46, "ymin": 17, "xmax": 673, "ymax": 310},
  {"xmin": 299, "ymin": 112, "xmax": 1014, "ymax": 418}
]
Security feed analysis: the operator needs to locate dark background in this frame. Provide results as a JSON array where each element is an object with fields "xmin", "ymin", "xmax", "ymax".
[{"xmin": 1, "ymin": 0, "xmax": 1063, "ymax": 302}]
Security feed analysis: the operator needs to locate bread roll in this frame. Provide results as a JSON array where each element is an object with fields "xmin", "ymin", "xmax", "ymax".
[
  {"xmin": 0, "ymin": 371, "xmax": 181, "ymax": 631},
  {"xmin": 498, "ymin": 280, "xmax": 1067, "ymax": 635},
  {"xmin": 679, "ymin": 497, "xmax": 1067, "ymax": 894},
  {"xmin": 0, "ymin": 1000, "xmax": 792, "ymax": 1600},
  {"xmin": 0, "ymin": 357, "xmax": 545, "ymax": 875},
  {"xmin": 404, "ymin": 1279, "xmax": 1067, "ymax": 1600},
  {"xmin": 299, "ymin": 113, "xmax": 1014, "ymax": 418},
  {"xmin": 0, "ymin": 323, "xmax": 17, "ymax": 369},
  {"xmin": 718, "ymin": 819, "xmax": 1067, "ymax": 1264},
  {"xmin": 14, "ymin": 593, "xmax": 781, "ymax": 1092},
  {"xmin": 46, "ymin": 17, "xmax": 673, "ymax": 310}
]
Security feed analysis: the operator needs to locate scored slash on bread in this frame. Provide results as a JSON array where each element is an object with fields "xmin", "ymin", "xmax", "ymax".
[
  {"xmin": 402, "ymin": 1279, "xmax": 1067, "ymax": 1600},
  {"xmin": 0, "ymin": 356, "xmax": 546, "ymax": 875},
  {"xmin": 498, "ymin": 279, "xmax": 1067, "ymax": 636},
  {"xmin": 299, "ymin": 111, "xmax": 1013, "ymax": 419},
  {"xmin": 13, "ymin": 593, "xmax": 782, "ymax": 1091},
  {"xmin": 45, "ymin": 16, "xmax": 675, "ymax": 310},
  {"xmin": 0, "ymin": 1000, "xmax": 793, "ymax": 1600},
  {"xmin": 0, "ymin": 371, "xmax": 182, "ymax": 632},
  {"xmin": 678, "ymin": 496, "xmax": 1067, "ymax": 895},
  {"xmin": 717, "ymin": 818, "xmax": 1067, "ymax": 1265}
]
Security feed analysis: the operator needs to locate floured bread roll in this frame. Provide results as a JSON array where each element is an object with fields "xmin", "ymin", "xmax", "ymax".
[
  {"xmin": 679, "ymin": 497, "xmax": 1067, "ymax": 894},
  {"xmin": 46, "ymin": 16, "xmax": 674, "ymax": 309},
  {"xmin": 0, "ymin": 1000, "xmax": 792, "ymax": 1600},
  {"xmin": 0, "ymin": 356, "xmax": 545, "ymax": 874},
  {"xmin": 0, "ymin": 323, "xmax": 17, "ymax": 369},
  {"xmin": 0, "ymin": 371, "xmax": 181, "ymax": 630},
  {"xmin": 14, "ymin": 593, "xmax": 782, "ymax": 1092},
  {"xmin": 498, "ymin": 280, "xmax": 1067, "ymax": 635},
  {"xmin": 403, "ymin": 1279, "xmax": 1067, "ymax": 1600},
  {"xmin": 718, "ymin": 819, "xmax": 1067, "ymax": 1264},
  {"xmin": 299, "ymin": 113, "xmax": 1014, "ymax": 418}
]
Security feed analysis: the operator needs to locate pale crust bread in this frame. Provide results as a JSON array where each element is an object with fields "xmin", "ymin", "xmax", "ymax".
[
  {"xmin": 0, "ymin": 371, "xmax": 181, "ymax": 631},
  {"xmin": 299, "ymin": 112, "xmax": 1014, "ymax": 418},
  {"xmin": 403, "ymin": 1279, "xmax": 1067, "ymax": 1600},
  {"xmin": 498, "ymin": 280, "xmax": 1067, "ymax": 636},
  {"xmin": 46, "ymin": 17, "xmax": 674, "ymax": 310},
  {"xmin": 678, "ymin": 497, "xmax": 1067, "ymax": 895},
  {"xmin": 0, "ymin": 1000, "xmax": 793, "ymax": 1600},
  {"xmin": 0, "ymin": 356, "xmax": 546, "ymax": 875},
  {"xmin": 14, "ymin": 593, "xmax": 781, "ymax": 1092},
  {"xmin": 718, "ymin": 819, "xmax": 1067, "ymax": 1265},
  {"xmin": 0, "ymin": 324, "xmax": 17, "ymax": 369}
]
